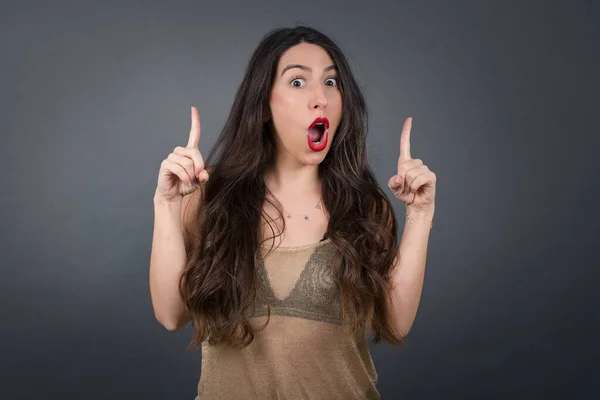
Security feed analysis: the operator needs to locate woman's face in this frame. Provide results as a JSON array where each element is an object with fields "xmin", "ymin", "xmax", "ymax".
[{"xmin": 267, "ymin": 42, "xmax": 343, "ymax": 165}]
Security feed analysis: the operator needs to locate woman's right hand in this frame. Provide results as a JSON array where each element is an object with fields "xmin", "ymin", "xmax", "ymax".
[{"xmin": 155, "ymin": 106, "xmax": 209, "ymax": 202}]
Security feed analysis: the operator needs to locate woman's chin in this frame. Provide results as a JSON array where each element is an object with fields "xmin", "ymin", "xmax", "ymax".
[{"xmin": 302, "ymin": 146, "xmax": 330, "ymax": 164}]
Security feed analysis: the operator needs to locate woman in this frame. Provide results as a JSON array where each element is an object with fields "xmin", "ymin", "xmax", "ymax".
[{"xmin": 149, "ymin": 25, "xmax": 436, "ymax": 400}]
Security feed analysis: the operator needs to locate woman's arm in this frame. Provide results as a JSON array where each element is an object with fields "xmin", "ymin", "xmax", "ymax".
[
  {"xmin": 387, "ymin": 208, "xmax": 434, "ymax": 337},
  {"xmin": 149, "ymin": 190, "xmax": 200, "ymax": 331}
]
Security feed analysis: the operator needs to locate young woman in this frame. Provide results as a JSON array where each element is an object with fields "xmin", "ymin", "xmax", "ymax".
[{"xmin": 150, "ymin": 25, "xmax": 436, "ymax": 400}]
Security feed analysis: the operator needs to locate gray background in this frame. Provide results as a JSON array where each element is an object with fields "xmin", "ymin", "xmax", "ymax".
[{"xmin": 1, "ymin": 0, "xmax": 599, "ymax": 399}]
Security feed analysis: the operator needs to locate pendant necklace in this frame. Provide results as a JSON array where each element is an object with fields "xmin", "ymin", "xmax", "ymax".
[{"xmin": 285, "ymin": 200, "xmax": 322, "ymax": 220}]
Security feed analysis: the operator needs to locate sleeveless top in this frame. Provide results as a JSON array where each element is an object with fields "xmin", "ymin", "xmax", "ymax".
[{"xmin": 195, "ymin": 234, "xmax": 380, "ymax": 400}]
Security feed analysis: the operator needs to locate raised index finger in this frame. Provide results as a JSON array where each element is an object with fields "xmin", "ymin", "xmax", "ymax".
[
  {"xmin": 399, "ymin": 117, "xmax": 412, "ymax": 162},
  {"xmin": 187, "ymin": 106, "xmax": 201, "ymax": 148}
]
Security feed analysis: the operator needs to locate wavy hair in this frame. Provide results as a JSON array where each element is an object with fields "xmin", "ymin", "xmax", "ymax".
[{"xmin": 180, "ymin": 25, "xmax": 403, "ymax": 349}]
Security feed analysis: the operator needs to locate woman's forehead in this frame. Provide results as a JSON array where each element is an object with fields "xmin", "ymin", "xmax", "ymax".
[{"xmin": 277, "ymin": 43, "xmax": 335, "ymax": 73}]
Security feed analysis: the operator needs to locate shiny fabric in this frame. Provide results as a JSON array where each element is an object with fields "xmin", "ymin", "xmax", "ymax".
[{"xmin": 195, "ymin": 238, "xmax": 380, "ymax": 400}]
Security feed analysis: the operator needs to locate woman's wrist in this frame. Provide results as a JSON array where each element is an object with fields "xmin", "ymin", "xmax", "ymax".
[{"xmin": 405, "ymin": 206, "xmax": 434, "ymax": 229}]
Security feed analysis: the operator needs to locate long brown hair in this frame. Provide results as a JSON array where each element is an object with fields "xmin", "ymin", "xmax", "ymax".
[{"xmin": 180, "ymin": 25, "xmax": 403, "ymax": 349}]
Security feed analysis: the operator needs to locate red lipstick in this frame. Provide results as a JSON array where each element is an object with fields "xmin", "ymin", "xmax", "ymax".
[
  {"xmin": 308, "ymin": 117, "xmax": 330, "ymax": 130},
  {"xmin": 307, "ymin": 117, "xmax": 329, "ymax": 152}
]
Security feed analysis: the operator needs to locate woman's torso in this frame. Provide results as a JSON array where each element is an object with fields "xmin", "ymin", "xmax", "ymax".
[{"xmin": 196, "ymin": 197, "xmax": 380, "ymax": 399}]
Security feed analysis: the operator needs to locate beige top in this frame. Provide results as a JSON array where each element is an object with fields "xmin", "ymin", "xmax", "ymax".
[{"xmin": 195, "ymin": 238, "xmax": 380, "ymax": 400}]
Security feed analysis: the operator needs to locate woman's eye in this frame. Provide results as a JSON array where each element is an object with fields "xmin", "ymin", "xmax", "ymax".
[
  {"xmin": 326, "ymin": 78, "xmax": 338, "ymax": 86},
  {"xmin": 291, "ymin": 78, "xmax": 305, "ymax": 87}
]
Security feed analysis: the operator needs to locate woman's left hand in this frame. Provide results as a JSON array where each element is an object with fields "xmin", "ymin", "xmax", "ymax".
[{"xmin": 387, "ymin": 117, "xmax": 437, "ymax": 214}]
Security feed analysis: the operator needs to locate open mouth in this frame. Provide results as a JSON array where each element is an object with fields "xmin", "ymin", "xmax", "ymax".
[
  {"xmin": 308, "ymin": 117, "xmax": 329, "ymax": 147},
  {"xmin": 308, "ymin": 123, "xmax": 326, "ymax": 144}
]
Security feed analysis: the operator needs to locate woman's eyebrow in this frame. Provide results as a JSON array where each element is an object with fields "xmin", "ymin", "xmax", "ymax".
[{"xmin": 280, "ymin": 64, "xmax": 337, "ymax": 76}]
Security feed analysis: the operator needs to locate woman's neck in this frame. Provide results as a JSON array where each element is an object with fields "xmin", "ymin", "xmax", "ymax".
[{"xmin": 264, "ymin": 166, "xmax": 321, "ymax": 198}]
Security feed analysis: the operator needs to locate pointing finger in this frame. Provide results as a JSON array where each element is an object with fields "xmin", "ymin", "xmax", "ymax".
[
  {"xmin": 187, "ymin": 106, "xmax": 201, "ymax": 148},
  {"xmin": 399, "ymin": 117, "xmax": 412, "ymax": 163}
]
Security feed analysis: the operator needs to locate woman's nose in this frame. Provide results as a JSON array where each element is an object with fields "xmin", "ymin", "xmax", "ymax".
[{"xmin": 310, "ymin": 85, "xmax": 328, "ymax": 109}]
